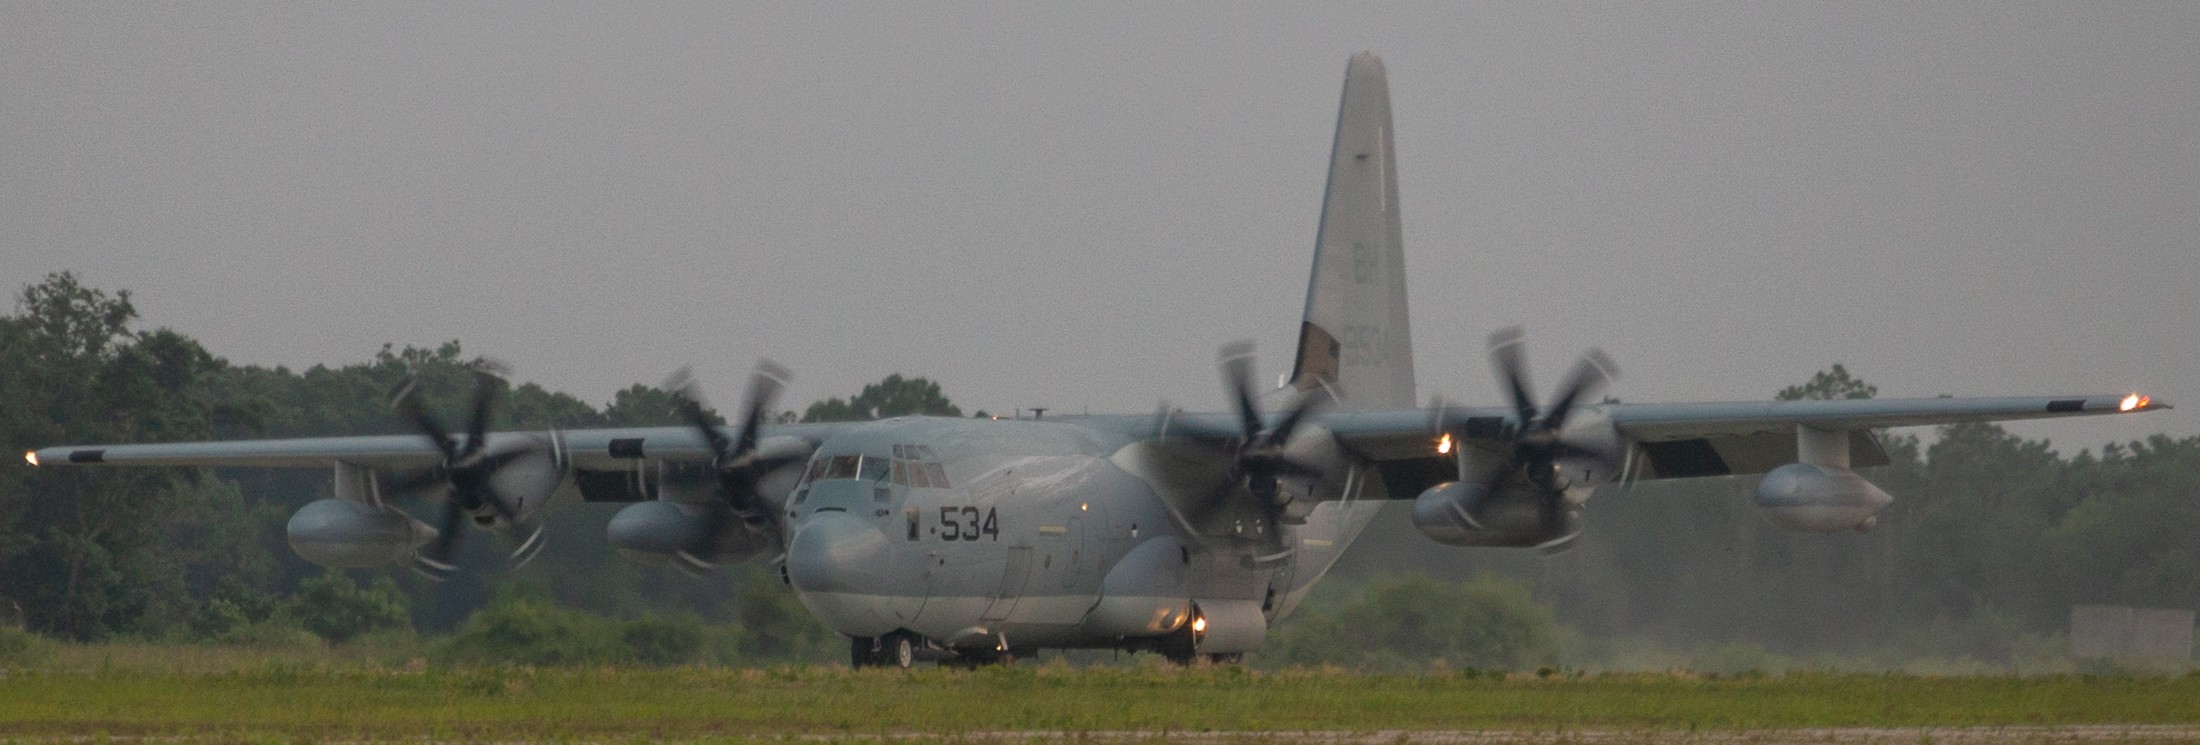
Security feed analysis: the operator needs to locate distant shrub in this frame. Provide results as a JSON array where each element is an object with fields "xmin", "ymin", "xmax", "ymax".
[
  {"xmin": 1264, "ymin": 572, "xmax": 1563, "ymax": 672},
  {"xmin": 0, "ymin": 626, "xmax": 54, "ymax": 667},
  {"xmin": 292, "ymin": 572, "xmax": 411, "ymax": 644},
  {"xmin": 434, "ymin": 584, "xmax": 622, "ymax": 666},
  {"xmin": 434, "ymin": 584, "xmax": 741, "ymax": 667},
  {"xmin": 217, "ymin": 620, "xmax": 326, "ymax": 651},
  {"xmin": 336, "ymin": 628, "xmax": 423, "ymax": 667},
  {"xmin": 729, "ymin": 568, "xmax": 839, "ymax": 662},
  {"xmin": 1689, "ymin": 641, "xmax": 1785, "ymax": 675},
  {"xmin": 620, "ymin": 613, "xmax": 706, "ymax": 666},
  {"xmin": 187, "ymin": 597, "xmax": 253, "ymax": 640}
]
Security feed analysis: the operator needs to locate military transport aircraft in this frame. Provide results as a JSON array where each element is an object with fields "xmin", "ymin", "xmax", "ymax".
[{"xmin": 28, "ymin": 53, "xmax": 2168, "ymax": 668}]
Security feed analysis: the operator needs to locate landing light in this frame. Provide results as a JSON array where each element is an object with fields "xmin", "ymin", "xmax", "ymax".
[
  {"xmin": 2121, "ymin": 393, "xmax": 2151, "ymax": 412},
  {"xmin": 23, "ymin": 451, "xmax": 37, "ymax": 467},
  {"xmin": 1191, "ymin": 616, "xmax": 1207, "ymax": 633},
  {"xmin": 1436, "ymin": 433, "xmax": 1453, "ymax": 455}
]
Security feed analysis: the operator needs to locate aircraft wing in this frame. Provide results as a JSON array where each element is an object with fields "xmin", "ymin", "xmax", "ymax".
[
  {"xmin": 25, "ymin": 423, "xmax": 854, "ymax": 471},
  {"xmin": 1317, "ymin": 392, "xmax": 2169, "ymax": 482},
  {"xmin": 1603, "ymin": 393, "xmax": 2166, "ymax": 479}
]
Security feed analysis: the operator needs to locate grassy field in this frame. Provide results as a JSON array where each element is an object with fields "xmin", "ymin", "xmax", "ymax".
[{"xmin": 4, "ymin": 649, "xmax": 2200, "ymax": 742}]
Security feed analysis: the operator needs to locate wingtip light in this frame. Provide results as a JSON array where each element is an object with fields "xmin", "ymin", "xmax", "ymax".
[
  {"xmin": 2120, "ymin": 393, "xmax": 2151, "ymax": 412},
  {"xmin": 24, "ymin": 451, "xmax": 37, "ymax": 467}
]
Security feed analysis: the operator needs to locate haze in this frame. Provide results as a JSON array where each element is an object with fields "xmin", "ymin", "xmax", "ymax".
[{"xmin": 4, "ymin": 3, "xmax": 2193, "ymax": 450}]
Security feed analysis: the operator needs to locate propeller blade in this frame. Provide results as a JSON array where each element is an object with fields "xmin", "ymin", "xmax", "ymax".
[
  {"xmin": 1487, "ymin": 326, "xmax": 1538, "ymax": 423},
  {"xmin": 460, "ymin": 365, "xmax": 506, "ymax": 459},
  {"xmin": 391, "ymin": 378, "xmax": 459, "ymax": 460},
  {"xmin": 1266, "ymin": 392, "xmax": 1325, "ymax": 446},
  {"xmin": 424, "ymin": 494, "xmax": 468, "ymax": 572},
  {"xmin": 666, "ymin": 367, "xmax": 733, "ymax": 458},
  {"xmin": 1219, "ymin": 341, "xmax": 1262, "ymax": 440},
  {"xmin": 692, "ymin": 501, "xmax": 735, "ymax": 568},
  {"xmin": 735, "ymin": 360, "xmax": 791, "ymax": 456},
  {"xmin": 1542, "ymin": 348, "xmax": 1617, "ymax": 430}
]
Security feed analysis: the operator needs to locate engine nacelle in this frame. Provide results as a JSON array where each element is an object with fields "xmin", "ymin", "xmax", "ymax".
[
  {"xmin": 1410, "ymin": 481, "xmax": 1576, "ymax": 548},
  {"xmin": 606, "ymin": 500, "xmax": 772, "ymax": 569},
  {"xmin": 286, "ymin": 498, "xmax": 435, "ymax": 568},
  {"xmin": 1753, "ymin": 463, "xmax": 1892, "ymax": 532}
]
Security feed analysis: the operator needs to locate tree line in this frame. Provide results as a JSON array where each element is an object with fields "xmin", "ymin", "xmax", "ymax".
[
  {"xmin": 3, "ymin": 271, "xmax": 2195, "ymax": 670},
  {"xmin": 0, "ymin": 272, "xmax": 955, "ymax": 658}
]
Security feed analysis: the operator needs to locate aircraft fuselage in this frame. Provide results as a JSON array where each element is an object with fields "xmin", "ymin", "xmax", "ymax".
[{"xmin": 777, "ymin": 416, "xmax": 1377, "ymax": 658}]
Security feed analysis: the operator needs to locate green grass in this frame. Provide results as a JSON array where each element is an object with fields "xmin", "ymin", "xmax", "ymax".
[{"xmin": 2, "ymin": 657, "xmax": 2198, "ymax": 740}]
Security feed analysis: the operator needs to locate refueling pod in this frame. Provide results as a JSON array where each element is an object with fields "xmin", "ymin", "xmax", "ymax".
[
  {"xmin": 1754, "ymin": 463, "xmax": 1892, "ymax": 532},
  {"xmin": 1752, "ymin": 424, "xmax": 1895, "ymax": 532}
]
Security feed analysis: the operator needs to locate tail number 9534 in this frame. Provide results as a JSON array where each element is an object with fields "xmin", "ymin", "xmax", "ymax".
[{"xmin": 937, "ymin": 505, "xmax": 1000, "ymax": 541}]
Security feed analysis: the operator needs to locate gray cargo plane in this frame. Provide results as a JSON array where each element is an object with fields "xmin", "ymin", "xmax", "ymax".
[{"xmin": 28, "ymin": 53, "xmax": 2168, "ymax": 668}]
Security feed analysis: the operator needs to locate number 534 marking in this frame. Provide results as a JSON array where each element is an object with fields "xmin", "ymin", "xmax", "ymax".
[{"xmin": 938, "ymin": 505, "xmax": 999, "ymax": 541}]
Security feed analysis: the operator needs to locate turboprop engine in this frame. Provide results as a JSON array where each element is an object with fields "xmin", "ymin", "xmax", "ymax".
[
  {"xmin": 606, "ymin": 361, "xmax": 807, "ymax": 573},
  {"xmin": 607, "ymin": 499, "xmax": 774, "ymax": 571},
  {"xmin": 286, "ymin": 498, "xmax": 437, "ymax": 568},
  {"xmin": 1753, "ymin": 463, "xmax": 1892, "ymax": 532},
  {"xmin": 1417, "ymin": 327, "xmax": 1621, "ymax": 550}
]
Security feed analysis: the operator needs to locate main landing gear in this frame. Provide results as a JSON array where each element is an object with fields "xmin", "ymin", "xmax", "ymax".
[
  {"xmin": 852, "ymin": 631, "xmax": 1034, "ymax": 669},
  {"xmin": 851, "ymin": 630, "xmax": 919, "ymax": 670}
]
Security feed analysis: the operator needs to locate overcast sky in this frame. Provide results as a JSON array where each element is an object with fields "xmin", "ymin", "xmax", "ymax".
[{"xmin": 5, "ymin": 3, "xmax": 2193, "ymax": 451}]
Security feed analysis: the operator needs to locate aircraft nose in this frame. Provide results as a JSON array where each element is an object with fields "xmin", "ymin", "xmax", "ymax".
[{"xmin": 784, "ymin": 512, "xmax": 889, "ymax": 595}]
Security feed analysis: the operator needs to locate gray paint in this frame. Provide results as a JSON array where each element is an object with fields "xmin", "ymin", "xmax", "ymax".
[{"xmin": 1291, "ymin": 52, "xmax": 1416, "ymax": 410}]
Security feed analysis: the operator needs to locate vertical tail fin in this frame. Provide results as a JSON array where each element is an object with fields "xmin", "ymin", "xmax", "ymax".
[{"xmin": 1288, "ymin": 53, "xmax": 1415, "ymax": 411}]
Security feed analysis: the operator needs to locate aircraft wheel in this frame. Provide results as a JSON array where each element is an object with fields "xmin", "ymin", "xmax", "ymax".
[
  {"xmin": 1207, "ymin": 652, "xmax": 1244, "ymax": 665},
  {"xmin": 850, "ymin": 636, "xmax": 877, "ymax": 669},
  {"xmin": 889, "ymin": 632, "xmax": 916, "ymax": 670}
]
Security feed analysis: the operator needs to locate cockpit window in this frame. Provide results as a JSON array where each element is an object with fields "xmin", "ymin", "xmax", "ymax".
[
  {"xmin": 858, "ymin": 455, "xmax": 889, "ymax": 482},
  {"xmin": 801, "ymin": 446, "xmax": 949, "ymax": 488},
  {"xmin": 885, "ymin": 444, "xmax": 951, "ymax": 489},
  {"xmin": 800, "ymin": 453, "xmax": 896, "ymax": 486}
]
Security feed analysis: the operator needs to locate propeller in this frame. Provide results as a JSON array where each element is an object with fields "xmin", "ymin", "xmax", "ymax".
[
  {"xmin": 1477, "ymin": 326, "xmax": 1621, "ymax": 533},
  {"xmin": 667, "ymin": 361, "xmax": 800, "ymax": 564},
  {"xmin": 387, "ymin": 359, "xmax": 543, "ymax": 578},
  {"xmin": 1216, "ymin": 341, "xmax": 1327, "ymax": 543}
]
